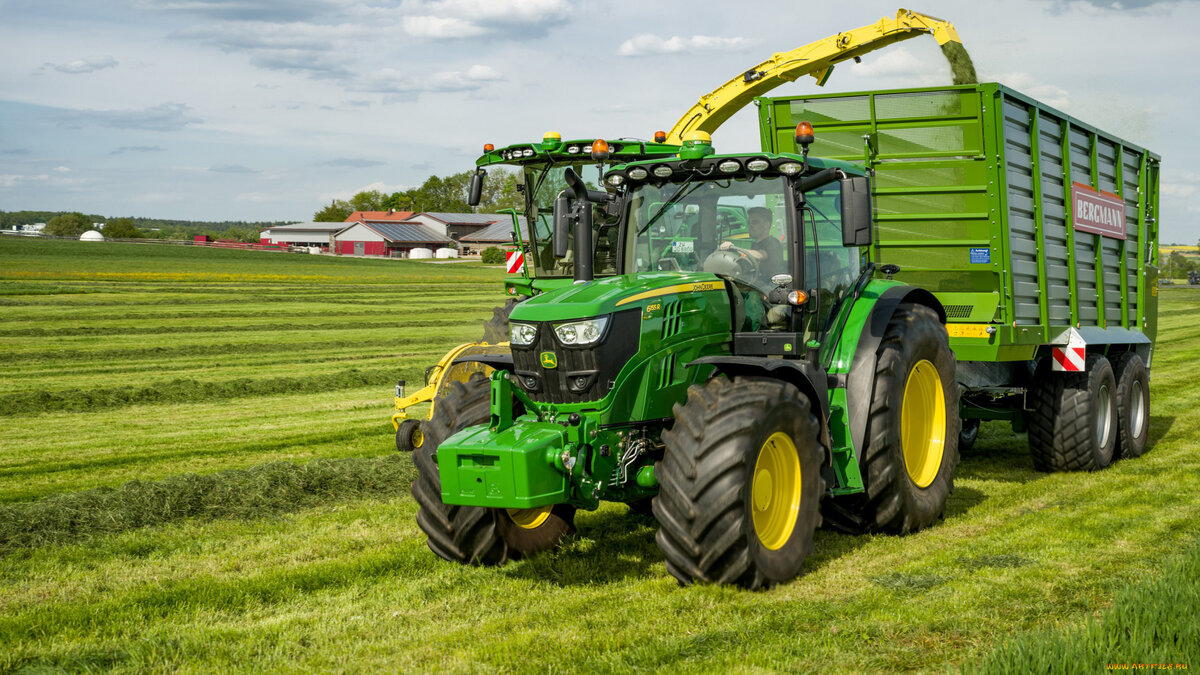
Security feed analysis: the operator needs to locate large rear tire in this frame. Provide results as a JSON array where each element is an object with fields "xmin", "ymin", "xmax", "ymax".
[
  {"xmin": 822, "ymin": 303, "xmax": 960, "ymax": 535},
  {"xmin": 482, "ymin": 298, "xmax": 519, "ymax": 344},
  {"xmin": 1112, "ymin": 352, "xmax": 1150, "ymax": 460},
  {"xmin": 1027, "ymin": 353, "xmax": 1117, "ymax": 471},
  {"xmin": 655, "ymin": 377, "xmax": 823, "ymax": 590},
  {"xmin": 411, "ymin": 373, "xmax": 572, "ymax": 564}
]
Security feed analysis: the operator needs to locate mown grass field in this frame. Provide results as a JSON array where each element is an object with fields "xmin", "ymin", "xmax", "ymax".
[{"xmin": 1, "ymin": 236, "xmax": 1197, "ymax": 673}]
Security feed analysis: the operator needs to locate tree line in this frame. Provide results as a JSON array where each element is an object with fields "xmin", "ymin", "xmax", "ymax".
[
  {"xmin": 313, "ymin": 169, "xmax": 522, "ymax": 221},
  {"xmin": 2, "ymin": 210, "xmax": 288, "ymax": 241},
  {"xmin": 3, "ymin": 168, "xmax": 525, "ymax": 240}
]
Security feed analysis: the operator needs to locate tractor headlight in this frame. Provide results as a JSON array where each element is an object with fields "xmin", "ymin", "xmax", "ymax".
[
  {"xmin": 510, "ymin": 322, "xmax": 537, "ymax": 346},
  {"xmin": 553, "ymin": 316, "xmax": 609, "ymax": 346}
]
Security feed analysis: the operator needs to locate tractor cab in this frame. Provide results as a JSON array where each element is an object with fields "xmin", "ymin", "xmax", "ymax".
[
  {"xmin": 470, "ymin": 133, "xmax": 681, "ymax": 298},
  {"xmin": 552, "ymin": 129, "xmax": 874, "ymax": 358}
]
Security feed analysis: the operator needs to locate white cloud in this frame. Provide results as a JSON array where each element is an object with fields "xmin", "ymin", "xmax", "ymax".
[
  {"xmin": 1162, "ymin": 171, "xmax": 1200, "ymax": 198},
  {"xmin": 44, "ymin": 56, "xmax": 118, "ymax": 74},
  {"xmin": 617, "ymin": 34, "xmax": 749, "ymax": 57},
  {"xmin": 353, "ymin": 64, "xmax": 502, "ymax": 96},
  {"xmin": 848, "ymin": 47, "xmax": 926, "ymax": 78},
  {"xmin": 403, "ymin": 15, "xmax": 485, "ymax": 38},
  {"xmin": 402, "ymin": 0, "xmax": 569, "ymax": 39},
  {"xmin": 56, "ymin": 102, "xmax": 202, "ymax": 132},
  {"xmin": 210, "ymin": 164, "xmax": 260, "ymax": 174},
  {"xmin": 992, "ymin": 72, "xmax": 1071, "ymax": 109}
]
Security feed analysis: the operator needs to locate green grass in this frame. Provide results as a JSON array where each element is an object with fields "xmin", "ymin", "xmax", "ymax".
[{"xmin": 1, "ymin": 237, "xmax": 1198, "ymax": 673}]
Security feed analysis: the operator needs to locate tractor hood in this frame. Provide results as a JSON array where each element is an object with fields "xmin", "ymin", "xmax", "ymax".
[{"xmin": 509, "ymin": 272, "xmax": 727, "ymax": 322}]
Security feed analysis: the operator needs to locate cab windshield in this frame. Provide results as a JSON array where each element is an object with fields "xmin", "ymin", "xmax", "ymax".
[
  {"xmin": 626, "ymin": 175, "xmax": 791, "ymax": 294},
  {"xmin": 523, "ymin": 163, "xmax": 617, "ymax": 278}
]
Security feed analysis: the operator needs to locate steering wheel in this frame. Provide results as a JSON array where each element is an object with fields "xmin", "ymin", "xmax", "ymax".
[{"xmin": 701, "ymin": 247, "xmax": 758, "ymax": 285}]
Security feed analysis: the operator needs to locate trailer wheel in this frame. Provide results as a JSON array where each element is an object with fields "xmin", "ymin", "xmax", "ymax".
[
  {"xmin": 1027, "ymin": 353, "xmax": 1117, "ymax": 471},
  {"xmin": 395, "ymin": 419, "xmax": 422, "ymax": 452},
  {"xmin": 822, "ymin": 303, "xmax": 960, "ymax": 535},
  {"xmin": 482, "ymin": 298, "xmax": 519, "ymax": 344},
  {"xmin": 1113, "ymin": 353, "xmax": 1150, "ymax": 459},
  {"xmin": 655, "ymin": 376, "xmax": 823, "ymax": 590}
]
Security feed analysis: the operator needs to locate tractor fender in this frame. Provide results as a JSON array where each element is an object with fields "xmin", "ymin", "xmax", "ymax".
[
  {"xmin": 688, "ymin": 355, "xmax": 832, "ymax": 463},
  {"xmin": 454, "ymin": 353, "xmax": 515, "ymax": 373},
  {"xmin": 843, "ymin": 285, "xmax": 945, "ymax": 457}
]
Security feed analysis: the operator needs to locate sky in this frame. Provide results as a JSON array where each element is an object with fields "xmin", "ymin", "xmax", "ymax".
[{"xmin": 0, "ymin": 0, "xmax": 1197, "ymax": 242}]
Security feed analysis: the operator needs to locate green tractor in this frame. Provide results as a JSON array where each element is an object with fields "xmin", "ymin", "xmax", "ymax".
[{"xmin": 413, "ymin": 128, "xmax": 959, "ymax": 588}]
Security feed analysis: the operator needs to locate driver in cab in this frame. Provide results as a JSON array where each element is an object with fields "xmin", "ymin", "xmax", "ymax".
[{"xmin": 719, "ymin": 206, "xmax": 784, "ymax": 285}]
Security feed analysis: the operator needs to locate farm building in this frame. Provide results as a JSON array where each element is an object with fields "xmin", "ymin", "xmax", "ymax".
[
  {"xmin": 457, "ymin": 216, "xmax": 531, "ymax": 255},
  {"xmin": 259, "ymin": 222, "xmax": 347, "ymax": 249},
  {"xmin": 344, "ymin": 210, "xmax": 416, "ymax": 225},
  {"xmin": 401, "ymin": 213, "xmax": 510, "ymax": 242},
  {"xmin": 332, "ymin": 221, "xmax": 453, "ymax": 257}
]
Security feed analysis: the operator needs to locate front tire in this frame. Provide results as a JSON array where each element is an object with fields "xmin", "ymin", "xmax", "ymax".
[
  {"xmin": 655, "ymin": 377, "xmax": 823, "ymax": 590},
  {"xmin": 822, "ymin": 303, "xmax": 960, "ymax": 535},
  {"xmin": 411, "ymin": 373, "xmax": 572, "ymax": 565}
]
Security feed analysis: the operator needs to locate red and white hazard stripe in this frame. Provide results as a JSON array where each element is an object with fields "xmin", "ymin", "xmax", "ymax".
[
  {"xmin": 1052, "ymin": 345, "xmax": 1085, "ymax": 372},
  {"xmin": 505, "ymin": 251, "xmax": 524, "ymax": 274}
]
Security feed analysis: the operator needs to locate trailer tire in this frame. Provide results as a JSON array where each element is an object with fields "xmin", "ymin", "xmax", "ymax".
[
  {"xmin": 482, "ymin": 298, "xmax": 519, "ymax": 344},
  {"xmin": 395, "ymin": 419, "xmax": 422, "ymax": 452},
  {"xmin": 1113, "ymin": 352, "xmax": 1149, "ymax": 460},
  {"xmin": 822, "ymin": 303, "xmax": 959, "ymax": 535},
  {"xmin": 1027, "ymin": 353, "xmax": 1117, "ymax": 471},
  {"xmin": 656, "ymin": 376, "xmax": 823, "ymax": 590}
]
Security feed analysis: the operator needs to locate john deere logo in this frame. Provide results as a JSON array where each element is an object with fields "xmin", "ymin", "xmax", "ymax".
[{"xmin": 540, "ymin": 351, "xmax": 558, "ymax": 369}]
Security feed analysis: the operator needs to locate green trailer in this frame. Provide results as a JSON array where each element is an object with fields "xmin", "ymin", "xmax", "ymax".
[
  {"xmin": 759, "ymin": 83, "xmax": 1160, "ymax": 460},
  {"xmin": 411, "ymin": 83, "xmax": 1160, "ymax": 589}
]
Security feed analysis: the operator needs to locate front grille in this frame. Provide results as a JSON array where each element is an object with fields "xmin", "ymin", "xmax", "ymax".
[{"xmin": 512, "ymin": 309, "xmax": 640, "ymax": 404}]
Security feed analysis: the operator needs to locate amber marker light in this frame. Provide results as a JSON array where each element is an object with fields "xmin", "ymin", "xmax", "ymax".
[
  {"xmin": 484, "ymin": 143, "xmax": 494, "ymax": 152},
  {"xmin": 787, "ymin": 290, "xmax": 809, "ymax": 306},
  {"xmin": 653, "ymin": 130, "xmax": 667, "ymax": 143},
  {"xmin": 591, "ymin": 138, "xmax": 611, "ymax": 161},
  {"xmin": 794, "ymin": 121, "xmax": 815, "ymax": 147}
]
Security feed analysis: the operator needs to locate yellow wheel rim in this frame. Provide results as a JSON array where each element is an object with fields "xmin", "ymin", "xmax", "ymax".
[
  {"xmin": 751, "ymin": 432, "xmax": 802, "ymax": 551},
  {"xmin": 901, "ymin": 359, "xmax": 946, "ymax": 488},
  {"xmin": 411, "ymin": 425, "xmax": 424, "ymax": 449},
  {"xmin": 506, "ymin": 506, "xmax": 552, "ymax": 530}
]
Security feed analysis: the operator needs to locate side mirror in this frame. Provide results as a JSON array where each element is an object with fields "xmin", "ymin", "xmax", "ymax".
[
  {"xmin": 840, "ymin": 176, "xmax": 872, "ymax": 247},
  {"xmin": 467, "ymin": 170, "xmax": 485, "ymax": 207},
  {"xmin": 553, "ymin": 193, "xmax": 570, "ymax": 258}
]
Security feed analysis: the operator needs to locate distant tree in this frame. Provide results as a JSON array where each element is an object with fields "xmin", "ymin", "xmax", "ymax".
[
  {"xmin": 314, "ymin": 199, "xmax": 353, "ymax": 222},
  {"xmin": 349, "ymin": 190, "xmax": 387, "ymax": 212},
  {"xmin": 44, "ymin": 212, "xmax": 93, "ymax": 237},
  {"xmin": 102, "ymin": 217, "xmax": 144, "ymax": 238},
  {"xmin": 478, "ymin": 169, "xmax": 522, "ymax": 212},
  {"xmin": 223, "ymin": 227, "xmax": 258, "ymax": 243},
  {"xmin": 480, "ymin": 246, "xmax": 506, "ymax": 264}
]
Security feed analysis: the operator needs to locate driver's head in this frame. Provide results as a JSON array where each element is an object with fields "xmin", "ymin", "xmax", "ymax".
[{"xmin": 747, "ymin": 207, "xmax": 772, "ymax": 240}]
